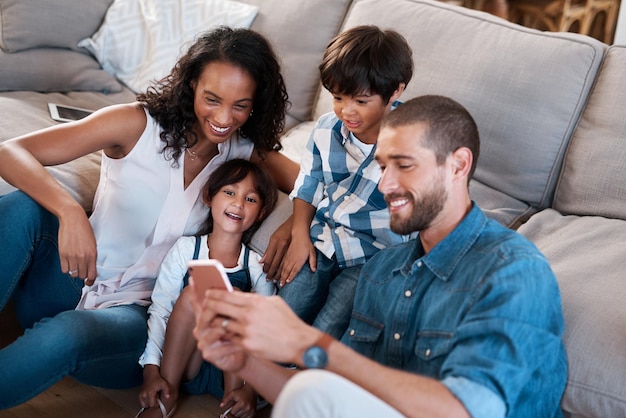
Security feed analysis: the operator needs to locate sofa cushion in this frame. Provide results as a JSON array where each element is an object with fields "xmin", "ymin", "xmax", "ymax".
[
  {"xmin": 553, "ymin": 45, "xmax": 626, "ymax": 221},
  {"xmin": 240, "ymin": 0, "xmax": 352, "ymax": 130},
  {"xmin": 78, "ymin": 0, "xmax": 258, "ymax": 93},
  {"xmin": 0, "ymin": 0, "xmax": 113, "ymax": 52},
  {"xmin": 315, "ymin": 0, "xmax": 606, "ymax": 227},
  {"xmin": 0, "ymin": 89, "xmax": 137, "ymax": 211},
  {"xmin": 518, "ymin": 209, "xmax": 626, "ymax": 418},
  {"xmin": 0, "ymin": 49, "xmax": 122, "ymax": 93}
]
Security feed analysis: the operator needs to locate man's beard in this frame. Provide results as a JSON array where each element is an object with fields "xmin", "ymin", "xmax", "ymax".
[{"xmin": 388, "ymin": 180, "xmax": 447, "ymax": 235}]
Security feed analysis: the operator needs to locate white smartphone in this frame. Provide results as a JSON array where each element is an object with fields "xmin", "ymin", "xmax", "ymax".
[
  {"xmin": 188, "ymin": 259, "xmax": 234, "ymax": 297},
  {"xmin": 48, "ymin": 102, "xmax": 94, "ymax": 123}
]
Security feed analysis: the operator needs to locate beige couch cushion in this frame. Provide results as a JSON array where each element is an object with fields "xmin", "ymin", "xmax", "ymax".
[
  {"xmin": 315, "ymin": 0, "xmax": 606, "ymax": 228},
  {"xmin": 241, "ymin": 0, "xmax": 352, "ymax": 130},
  {"xmin": 553, "ymin": 45, "xmax": 626, "ymax": 220},
  {"xmin": 0, "ymin": 49, "xmax": 122, "ymax": 93},
  {"xmin": 0, "ymin": 0, "xmax": 113, "ymax": 52},
  {"xmin": 518, "ymin": 209, "xmax": 626, "ymax": 418}
]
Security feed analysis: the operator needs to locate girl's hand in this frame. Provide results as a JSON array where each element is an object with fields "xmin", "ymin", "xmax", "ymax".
[
  {"xmin": 138, "ymin": 365, "xmax": 171, "ymax": 409},
  {"xmin": 221, "ymin": 384, "xmax": 257, "ymax": 418}
]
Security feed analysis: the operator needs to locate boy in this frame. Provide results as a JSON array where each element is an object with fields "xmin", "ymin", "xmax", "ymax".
[{"xmin": 277, "ymin": 25, "xmax": 414, "ymax": 339}]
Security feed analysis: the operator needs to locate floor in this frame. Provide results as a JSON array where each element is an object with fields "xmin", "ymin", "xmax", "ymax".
[{"xmin": 0, "ymin": 305, "xmax": 271, "ymax": 418}]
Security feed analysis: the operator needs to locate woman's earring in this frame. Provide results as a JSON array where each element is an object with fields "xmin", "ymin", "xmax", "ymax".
[{"xmin": 249, "ymin": 109, "xmax": 254, "ymax": 117}]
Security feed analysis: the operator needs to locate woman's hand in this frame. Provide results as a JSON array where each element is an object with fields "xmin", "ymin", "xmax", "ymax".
[
  {"xmin": 277, "ymin": 229, "xmax": 316, "ymax": 287},
  {"xmin": 57, "ymin": 206, "xmax": 98, "ymax": 284},
  {"xmin": 259, "ymin": 216, "xmax": 292, "ymax": 282}
]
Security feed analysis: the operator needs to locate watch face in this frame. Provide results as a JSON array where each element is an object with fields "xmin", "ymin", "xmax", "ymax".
[{"xmin": 303, "ymin": 345, "xmax": 328, "ymax": 369}]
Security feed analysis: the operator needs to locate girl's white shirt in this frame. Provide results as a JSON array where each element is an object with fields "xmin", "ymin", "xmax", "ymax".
[
  {"xmin": 76, "ymin": 108, "xmax": 254, "ymax": 310},
  {"xmin": 139, "ymin": 235, "xmax": 275, "ymax": 367}
]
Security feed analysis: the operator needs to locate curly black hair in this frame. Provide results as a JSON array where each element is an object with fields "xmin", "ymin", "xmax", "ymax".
[{"xmin": 137, "ymin": 26, "xmax": 289, "ymax": 165}]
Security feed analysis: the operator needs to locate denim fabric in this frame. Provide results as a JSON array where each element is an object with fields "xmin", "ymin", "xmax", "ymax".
[
  {"xmin": 0, "ymin": 304, "xmax": 148, "ymax": 409},
  {"xmin": 0, "ymin": 191, "xmax": 84, "ymax": 328},
  {"xmin": 278, "ymin": 250, "xmax": 361, "ymax": 339},
  {"xmin": 342, "ymin": 204, "xmax": 566, "ymax": 418},
  {"xmin": 182, "ymin": 361, "xmax": 224, "ymax": 399}
]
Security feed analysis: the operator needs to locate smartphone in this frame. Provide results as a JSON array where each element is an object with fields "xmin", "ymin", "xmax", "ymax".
[
  {"xmin": 188, "ymin": 259, "xmax": 234, "ymax": 297},
  {"xmin": 48, "ymin": 102, "xmax": 94, "ymax": 123}
]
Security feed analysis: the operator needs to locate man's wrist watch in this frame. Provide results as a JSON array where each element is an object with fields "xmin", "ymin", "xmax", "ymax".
[{"xmin": 302, "ymin": 332, "xmax": 334, "ymax": 369}]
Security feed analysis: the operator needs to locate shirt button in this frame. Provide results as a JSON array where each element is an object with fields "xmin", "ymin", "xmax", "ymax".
[
  {"xmin": 425, "ymin": 348, "xmax": 431, "ymax": 357},
  {"xmin": 417, "ymin": 261, "xmax": 423, "ymax": 268},
  {"xmin": 404, "ymin": 290, "xmax": 412, "ymax": 298},
  {"xmin": 394, "ymin": 333, "xmax": 401, "ymax": 340},
  {"xmin": 349, "ymin": 329, "xmax": 356, "ymax": 336}
]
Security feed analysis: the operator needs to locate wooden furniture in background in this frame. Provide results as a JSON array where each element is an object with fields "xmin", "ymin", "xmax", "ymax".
[{"xmin": 508, "ymin": 0, "xmax": 620, "ymax": 43}]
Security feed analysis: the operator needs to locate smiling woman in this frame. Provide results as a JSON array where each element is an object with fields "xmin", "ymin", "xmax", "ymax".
[{"xmin": 0, "ymin": 26, "xmax": 297, "ymax": 411}]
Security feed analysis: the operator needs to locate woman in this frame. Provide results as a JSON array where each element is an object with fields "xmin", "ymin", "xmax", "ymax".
[{"xmin": 0, "ymin": 26, "xmax": 297, "ymax": 409}]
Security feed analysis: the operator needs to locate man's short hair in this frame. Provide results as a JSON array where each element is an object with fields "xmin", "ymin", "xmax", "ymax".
[
  {"xmin": 319, "ymin": 25, "xmax": 413, "ymax": 104},
  {"xmin": 382, "ymin": 95, "xmax": 480, "ymax": 179}
]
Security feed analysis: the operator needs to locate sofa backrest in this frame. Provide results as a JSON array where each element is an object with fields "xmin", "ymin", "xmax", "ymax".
[
  {"xmin": 314, "ymin": 0, "xmax": 606, "ymax": 227},
  {"xmin": 241, "ymin": 0, "xmax": 353, "ymax": 131},
  {"xmin": 553, "ymin": 45, "xmax": 626, "ymax": 221}
]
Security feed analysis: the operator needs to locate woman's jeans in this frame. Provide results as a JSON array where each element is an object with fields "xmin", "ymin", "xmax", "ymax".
[{"xmin": 0, "ymin": 191, "xmax": 147, "ymax": 409}]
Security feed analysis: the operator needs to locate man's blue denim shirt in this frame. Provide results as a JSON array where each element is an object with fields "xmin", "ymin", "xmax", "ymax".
[{"xmin": 343, "ymin": 203, "xmax": 567, "ymax": 418}]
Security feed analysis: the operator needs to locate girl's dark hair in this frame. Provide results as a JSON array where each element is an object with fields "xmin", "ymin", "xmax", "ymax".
[
  {"xmin": 137, "ymin": 26, "xmax": 289, "ymax": 165},
  {"xmin": 319, "ymin": 25, "xmax": 413, "ymax": 104},
  {"xmin": 198, "ymin": 159, "xmax": 278, "ymax": 244}
]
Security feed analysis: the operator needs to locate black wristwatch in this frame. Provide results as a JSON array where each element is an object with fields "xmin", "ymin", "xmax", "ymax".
[{"xmin": 302, "ymin": 332, "xmax": 334, "ymax": 369}]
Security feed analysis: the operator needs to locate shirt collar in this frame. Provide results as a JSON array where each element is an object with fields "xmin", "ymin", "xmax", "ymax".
[{"xmin": 398, "ymin": 202, "xmax": 487, "ymax": 282}]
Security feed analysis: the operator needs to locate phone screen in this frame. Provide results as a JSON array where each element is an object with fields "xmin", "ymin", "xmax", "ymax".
[
  {"xmin": 188, "ymin": 260, "xmax": 234, "ymax": 297},
  {"xmin": 57, "ymin": 106, "xmax": 92, "ymax": 121}
]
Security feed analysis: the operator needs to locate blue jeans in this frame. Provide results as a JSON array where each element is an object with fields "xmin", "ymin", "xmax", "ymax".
[
  {"xmin": 278, "ymin": 250, "xmax": 362, "ymax": 340},
  {"xmin": 0, "ymin": 192, "xmax": 148, "ymax": 408},
  {"xmin": 0, "ymin": 191, "xmax": 84, "ymax": 328},
  {"xmin": 0, "ymin": 304, "xmax": 148, "ymax": 408}
]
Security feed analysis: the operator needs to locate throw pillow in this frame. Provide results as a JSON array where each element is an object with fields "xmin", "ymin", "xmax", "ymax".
[
  {"xmin": 0, "ymin": 49, "xmax": 123, "ymax": 93},
  {"xmin": 78, "ymin": 0, "xmax": 259, "ymax": 93},
  {"xmin": 0, "ymin": 0, "xmax": 114, "ymax": 52}
]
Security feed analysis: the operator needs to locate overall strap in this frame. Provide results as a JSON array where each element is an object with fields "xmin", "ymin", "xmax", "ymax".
[
  {"xmin": 243, "ymin": 245, "xmax": 252, "ymax": 290},
  {"xmin": 183, "ymin": 236, "xmax": 202, "ymax": 287}
]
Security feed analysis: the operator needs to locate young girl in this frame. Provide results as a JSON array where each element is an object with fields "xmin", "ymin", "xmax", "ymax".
[{"xmin": 136, "ymin": 159, "xmax": 278, "ymax": 418}]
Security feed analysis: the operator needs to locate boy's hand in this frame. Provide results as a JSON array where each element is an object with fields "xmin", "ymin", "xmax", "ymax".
[
  {"xmin": 260, "ymin": 216, "xmax": 292, "ymax": 282},
  {"xmin": 278, "ymin": 231, "xmax": 316, "ymax": 287},
  {"xmin": 221, "ymin": 384, "xmax": 257, "ymax": 418},
  {"xmin": 138, "ymin": 365, "xmax": 171, "ymax": 409}
]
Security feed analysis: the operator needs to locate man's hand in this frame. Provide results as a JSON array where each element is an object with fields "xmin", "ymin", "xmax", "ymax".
[{"xmin": 197, "ymin": 290, "xmax": 320, "ymax": 365}]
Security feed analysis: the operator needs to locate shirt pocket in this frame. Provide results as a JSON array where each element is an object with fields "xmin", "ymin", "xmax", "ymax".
[
  {"xmin": 414, "ymin": 331, "xmax": 454, "ymax": 377},
  {"xmin": 345, "ymin": 313, "xmax": 384, "ymax": 358}
]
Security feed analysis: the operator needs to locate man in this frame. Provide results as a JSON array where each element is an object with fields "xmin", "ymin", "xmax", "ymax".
[{"xmin": 191, "ymin": 95, "xmax": 567, "ymax": 418}]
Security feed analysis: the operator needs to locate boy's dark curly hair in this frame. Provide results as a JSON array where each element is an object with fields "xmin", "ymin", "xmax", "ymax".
[{"xmin": 137, "ymin": 26, "xmax": 289, "ymax": 165}]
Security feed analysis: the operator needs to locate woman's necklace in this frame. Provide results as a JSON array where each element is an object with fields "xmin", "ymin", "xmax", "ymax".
[{"xmin": 186, "ymin": 147, "xmax": 198, "ymax": 161}]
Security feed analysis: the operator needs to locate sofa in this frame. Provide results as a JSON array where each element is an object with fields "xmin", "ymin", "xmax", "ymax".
[{"xmin": 1, "ymin": 0, "xmax": 625, "ymax": 417}]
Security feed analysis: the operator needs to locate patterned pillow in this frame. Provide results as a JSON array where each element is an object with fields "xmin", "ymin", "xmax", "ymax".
[{"xmin": 78, "ymin": 0, "xmax": 258, "ymax": 93}]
